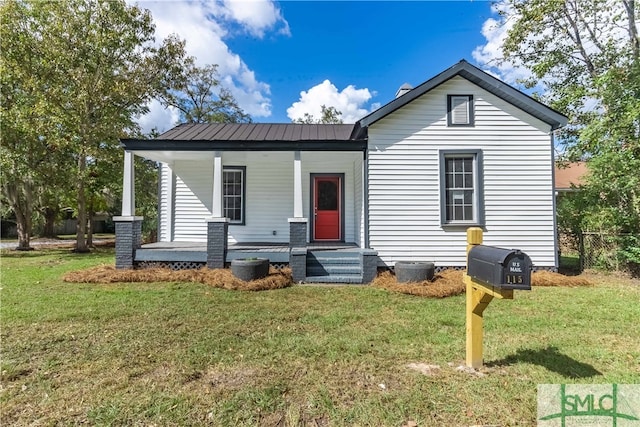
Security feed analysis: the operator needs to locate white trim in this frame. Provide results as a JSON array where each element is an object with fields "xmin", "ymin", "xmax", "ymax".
[
  {"xmin": 113, "ymin": 216, "xmax": 144, "ymax": 222},
  {"xmin": 288, "ymin": 217, "xmax": 308, "ymax": 223},
  {"xmin": 293, "ymin": 151, "xmax": 303, "ymax": 218},
  {"xmin": 205, "ymin": 217, "xmax": 230, "ymax": 223},
  {"xmin": 121, "ymin": 151, "xmax": 135, "ymax": 216},
  {"xmin": 212, "ymin": 151, "xmax": 223, "ymax": 217}
]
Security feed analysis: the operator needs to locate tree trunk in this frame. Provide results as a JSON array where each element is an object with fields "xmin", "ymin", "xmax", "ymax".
[
  {"xmin": 86, "ymin": 210, "xmax": 94, "ymax": 247},
  {"xmin": 14, "ymin": 207, "xmax": 33, "ymax": 251},
  {"xmin": 41, "ymin": 207, "xmax": 57, "ymax": 238},
  {"xmin": 75, "ymin": 155, "xmax": 90, "ymax": 253},
  {"xmin": 3, "ymin": 180, "xmax": 34, "ymax": 251}
]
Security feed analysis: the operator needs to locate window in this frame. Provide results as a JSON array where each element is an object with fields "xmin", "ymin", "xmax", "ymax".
[
  {"xmin": 440, "ymin": 150, "xmax": 484, "ymax": 225},
  {"xmin": 447, "ymin": 95, "xmax": 474, "ymax": 126},
  {"xmin": 223, "ymin": 166, "xmax": 245, "ymax": 224}
]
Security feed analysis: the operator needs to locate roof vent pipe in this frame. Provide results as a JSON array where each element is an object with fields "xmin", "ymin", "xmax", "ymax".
[{"xmin": 395, "ymin": 83, "xmax": 412, "ymax": 98}]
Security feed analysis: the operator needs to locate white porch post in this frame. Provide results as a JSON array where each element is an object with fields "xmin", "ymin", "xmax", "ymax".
[
  {"xmin": 114, "ymin": 150, "xmax": 142, "ymax": 269},
  {"xmin": 212, "ymin": 151, "xmax": 223, "ymax": 217},
  {"xmin": 122, "ymin": 150, "xmax": 135, "ymax": 217},
  {"xmin": 206, "ymin": 151, "xmax": 229, "ymax": 268},
  {"xmin": 293, "ymin": 150, "xmax": 303, "ymax": 218}
]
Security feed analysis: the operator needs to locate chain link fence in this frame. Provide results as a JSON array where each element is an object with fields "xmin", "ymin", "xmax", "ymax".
[{"xmin": 559, "ymin": 231, "xmax": 638, "ymax": 273}]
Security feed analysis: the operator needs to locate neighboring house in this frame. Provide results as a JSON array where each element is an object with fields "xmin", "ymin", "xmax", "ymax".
[
  {"xmin": 115, "ymin": 60, "xmax": 567, "ymax": 283},
  {"xmin": 555, "ymin": 161, "xmax": 587, "ymax": 194}
]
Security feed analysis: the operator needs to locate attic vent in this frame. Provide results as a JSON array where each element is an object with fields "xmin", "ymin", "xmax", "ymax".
[
  {"xmin": 395, "ymin": 83, "xmax": 412, "ymax": 98},
  {"xmin": 447, "ymin": 95, "xmax": 474, "ymax": 127}
]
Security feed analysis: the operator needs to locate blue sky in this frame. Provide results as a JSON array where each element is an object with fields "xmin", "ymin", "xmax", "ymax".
[{"xmin": 135, "ymin": 1, "xmax": 512, "ymax": 132}]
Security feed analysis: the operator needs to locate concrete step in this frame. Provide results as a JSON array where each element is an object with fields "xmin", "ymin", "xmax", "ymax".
[
  {"xmin": 307, "ymin": 256, "xmax": 361, "ymax": 265},
  {"xmin": 304, "ymin": 274, "xmax": 364, "ymax": 284},
  {"xmin": 306, "ymin": 264, "xmax": 363, "ymax": 276}
]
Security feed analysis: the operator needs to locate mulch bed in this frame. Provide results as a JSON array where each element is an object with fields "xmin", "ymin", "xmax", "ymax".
[
  {"xmin": 372, "ymin": 269, "xmax": 593, "ymax": 297},
  {"xmin": 63, "ymin": 266, "xmax": 293, "ymax": 291},
  {"xmin": 63, "ymin": 265, "xmax": 593, "ymax": 295},
  {"xmin": 372, "ymin": 269, "xmax": 466, "ymax": 297}
]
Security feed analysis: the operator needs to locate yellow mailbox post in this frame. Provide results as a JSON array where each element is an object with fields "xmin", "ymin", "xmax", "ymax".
[{"xmin": 464, "ymin": 227, "xmax": 531, "ymax": 369}]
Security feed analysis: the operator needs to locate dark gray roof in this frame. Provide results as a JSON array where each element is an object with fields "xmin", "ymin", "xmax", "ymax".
[
  {"xmin": 158, "ymin": 123, "xmax": 357, "ymax": 141},
  {"xmin": 357, "ymin": 60, "xmax": 568, "ymax": 133},
  {"xmin": 121, "ymin": 123, "xmax": 367, "ymax": 152}
]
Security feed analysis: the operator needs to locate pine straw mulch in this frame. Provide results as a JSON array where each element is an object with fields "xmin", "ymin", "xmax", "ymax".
[
  {"xmin": 63, "ymin": 265, "xmax": 293, "ymax": 291},
  {"xmin": 371, "ymin": 269, "xmax": 593, "ymax": 297}
]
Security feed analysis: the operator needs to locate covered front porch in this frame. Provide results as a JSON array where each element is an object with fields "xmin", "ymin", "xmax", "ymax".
[{"xmin": 114, "ymin": 123, "xmax": 378, "ymax": 283}]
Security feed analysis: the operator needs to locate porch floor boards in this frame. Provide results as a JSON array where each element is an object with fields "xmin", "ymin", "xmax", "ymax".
[{"xmin": 135, "ymin": 241, "xmax": 359, "ymax": 264}]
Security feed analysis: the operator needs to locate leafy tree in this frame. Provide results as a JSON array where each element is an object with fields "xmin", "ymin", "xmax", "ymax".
[
  {"xmin": 1, "ymin": 0, "xmax": 188, "ymax": 252},
  {"xmin": 0, "ymin": 0, "xmax": 65, "ymax": 249},
  {"xmin": 293, "ymin": 105, "xmax": 344, "ymax": 124},
  {"xmin": 159, "ymin": 63, "xmax": 251, "ymax": 124},
  {"xmin": 493, "ymin": 0, "xmax": 639, "ymax": 268}
]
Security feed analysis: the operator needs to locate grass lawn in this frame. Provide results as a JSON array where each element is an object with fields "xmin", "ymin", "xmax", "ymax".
[{"xmin": 2, "ymin": 248, "xmax": 639, "ymax": 426}]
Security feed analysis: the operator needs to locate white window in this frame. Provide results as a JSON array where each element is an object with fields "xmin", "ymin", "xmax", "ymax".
[
  {"xmin": 223, "ymin": 166, "xmax": 245, "ymax": 224},
  {"xmin": 447, "ymin": 95, "xmax": 474, "ymax": 126},
  {"xmin": 440, "ymin": 151, "xmax": 484, "ymax": 225}
]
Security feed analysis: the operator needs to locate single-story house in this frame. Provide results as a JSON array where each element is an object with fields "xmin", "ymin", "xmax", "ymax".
[{"xmin": 114, "ymin": 60, "xmax": 567, "ymax": 283}]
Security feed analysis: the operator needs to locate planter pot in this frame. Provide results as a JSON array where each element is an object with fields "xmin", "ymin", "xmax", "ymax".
[
  {"xmin": 231, "ymin": 258, "xmax": 269, "ymax": 281},
  {"xmin": 395, "ymin": 261, "xmax": 435, "ymax": 283}
]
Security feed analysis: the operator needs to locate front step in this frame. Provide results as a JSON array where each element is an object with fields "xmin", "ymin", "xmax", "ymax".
[
  {"xmin": 304, "ymin": 274, "xmax": 363, "ymax": 284},
  {"xmin": 305, "ymin": 251, "xmax": 364, "ymax": 284}
]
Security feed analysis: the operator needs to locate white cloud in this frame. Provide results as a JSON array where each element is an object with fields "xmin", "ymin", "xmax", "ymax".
[
  {"xmin": 472, "ymin": 1, "xmax": 533, "ymax": 85},
  {"xmin": 286, "ymin": 80, "xmax": 376, "ymax": 124},
  {"xmin": 220, "ymin": 0, "xmax": 290, "ymax": 37},
  {"xmin": 130, "ymin": 0, "xmax": 289, "ymax": 133},
  {"xmin": 137, "ymin": 99, "xmax": 181, "ymax": 135}
]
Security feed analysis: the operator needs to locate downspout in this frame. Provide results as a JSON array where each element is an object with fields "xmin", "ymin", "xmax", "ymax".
[
  {"xmin": 363, "ymin": 148, "xmax": 370, "ymax": 249},
  {"xmin": 550, "ymin": 131, "xmax": 559, "ymax": 271}
]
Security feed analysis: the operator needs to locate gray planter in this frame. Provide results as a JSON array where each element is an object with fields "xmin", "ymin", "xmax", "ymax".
[
  {"xmin": 395, "ymin": 261, "xmax": 435, "ymax": 283},
  {"xmin": 231, "ymin": 258, "xmax": 269, "ymax": 281}
]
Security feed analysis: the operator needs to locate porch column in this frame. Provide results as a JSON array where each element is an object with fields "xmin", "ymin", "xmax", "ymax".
[
  {"xmin": 289, "ymin": 151, "xmax": 308, "ymax": 280},
  {"xmin": 212, "ymin": 151, "xmax": 223, "ymax": 217},
  {"xmin": 206, "ymin": 217, "xmax": 229, "ymax": 269},
  {"xmin": 288, "ymin": 150, "xmax": 307, "ymax": 248},
  {"xmin": 207, "ymin": 151, "xmax": 229, "ymax": 268},
  {"xmin": 114, "ymin": 150, "xmax": 143, "ymax": 269},
  {"xmin": 122, "ymin": 150, "xmax": 135, "ymax": 217},
  {"xmin": 293, "ymin": 151, "xmax": 303, "ymax": 218}
]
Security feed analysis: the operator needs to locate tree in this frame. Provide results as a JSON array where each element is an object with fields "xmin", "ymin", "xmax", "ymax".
[
  {"xmin": 159, "ymin": 63, "xmax": 251, "ymax": 124},
  {"xmin": 293, "ymin": 105, "xmax": 344, "ymax": 124},
  {"xmin": 492, "ymin": 0, "xmax": 639, "ymax": 267},
  {"xmin": 0, "ymin": 0, "xmax": 65, "ymax": 249},
  {"xmin": 1, "ymin": 0, "xmax": 188, "ymax": 252}
]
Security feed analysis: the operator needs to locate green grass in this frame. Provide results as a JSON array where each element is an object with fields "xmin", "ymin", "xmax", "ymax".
[{"xmin": 2, "ymin": 248, "xmax": 639, "ymax": 426}]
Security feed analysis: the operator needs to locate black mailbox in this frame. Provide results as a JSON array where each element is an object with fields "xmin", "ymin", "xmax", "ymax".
[{"xmin": 467, "ymin": 245, "xmax": 532, "ymax": 290}]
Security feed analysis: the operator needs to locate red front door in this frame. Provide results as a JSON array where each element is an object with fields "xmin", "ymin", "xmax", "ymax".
[{"xmin": 313, "ymin": 176, "xmax": 341, "ymax": 240}]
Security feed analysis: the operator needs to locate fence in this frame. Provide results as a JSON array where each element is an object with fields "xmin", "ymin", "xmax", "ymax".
[{"xmin": 559, "ymin": 231, "xmax": 637, "ymax": 272}]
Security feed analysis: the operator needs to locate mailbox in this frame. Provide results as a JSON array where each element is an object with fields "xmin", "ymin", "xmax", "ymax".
[{"xmin": 467, "ymin": 245, "xmax": 532, "ymax": 290}]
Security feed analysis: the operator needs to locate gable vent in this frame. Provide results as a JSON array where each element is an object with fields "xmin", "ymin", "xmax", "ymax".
[{"xmin": 451, "ymin": 96, "xmax": 470, "ymax": 124}]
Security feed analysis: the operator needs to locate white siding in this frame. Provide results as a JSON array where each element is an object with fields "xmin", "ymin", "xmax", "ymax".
[
  {"xmin": 367, "ymin": 76, "xmax": 556, "ymax": 268},
  {"xmin": 173, "ymin": 160, "xmax": 212, "ymax": 242},
  {"xmin": 169, "ymin": 151, "xmax": 363, "ymax": 244},
  {"xmin": 158, "ymin": 162, "xmax": 173, "ymax": 242}
]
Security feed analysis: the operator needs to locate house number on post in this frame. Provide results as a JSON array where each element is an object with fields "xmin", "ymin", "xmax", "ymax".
[{"xmin": 464, "ymin": 227, "xmax": 532, "ymax": 369}]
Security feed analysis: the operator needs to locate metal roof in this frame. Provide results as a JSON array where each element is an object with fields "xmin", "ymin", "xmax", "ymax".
[
  {"xmin": 157, "ymin": 123, "xmax": 357, "ymax": 141},
  {"xmin": 121, "ymin": 123, "xmax": 367, "ymax": 152},
  {"xmin": 357, "ymin": 60, "xmax": 568, "ymax": 134}
]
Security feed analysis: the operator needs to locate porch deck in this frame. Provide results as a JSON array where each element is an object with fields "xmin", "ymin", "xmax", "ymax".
[{"xmin": 135, "ymin": 241, "xmax": 360, "ymax": 264}]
